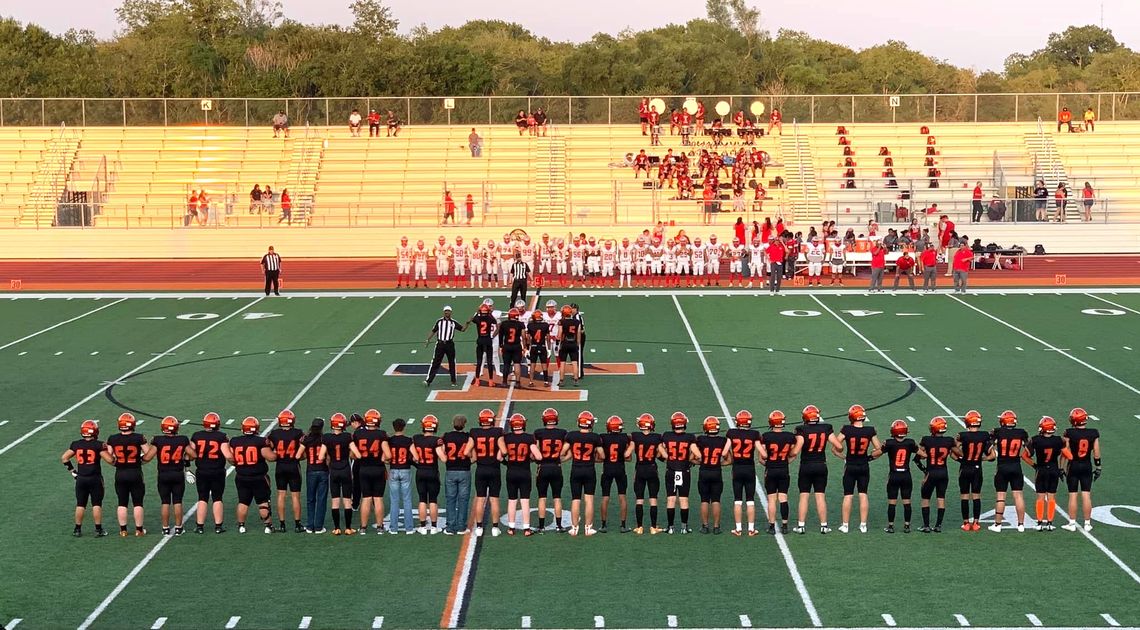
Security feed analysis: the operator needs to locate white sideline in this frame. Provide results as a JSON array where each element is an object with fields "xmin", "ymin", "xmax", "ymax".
[
  {"xmin": 0, "ymin": 297, "xmax": 126, "ymax": 352},
  {"xmin": 810, "ymin": 295, "xmax": 1140, "ymax": 587},
  {"xmin": 672, "ymin": 295, "xmax": 823, "ymax": 628},
  {"xmin": 1086, "ymin": 293, "xmax": 1140, "ymax": 315},
  {"xmin": 75, "ymin": 297, "xmax": 401, "ymax": 630},
  {"xmin": 947, "ymin": 295, "xmax": 1140, "ymax": 397},
  {"xmin": 0, "ymin": 297, "xmax": 264, "ymax": 458}
]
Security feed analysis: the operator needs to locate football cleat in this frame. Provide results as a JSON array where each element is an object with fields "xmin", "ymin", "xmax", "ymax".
[
  {"xmin": 636, "ymin": 413, "xmax": 655, "ymax": 431},
  {"xmin": 478, "ymin": 408, "xmax": 496, "ymax": 427},
  {"xmin": 703, "ymin": 416, "xmax": 720, "ymax": 434},
  {"xmin": 998, "ymin": 410, "xmax": 1018, "ymax": 427},
  {"xmin": 890, "ymin": 419, "xmax": 908, "ymax": 438},
  {"xmin": 577, "ymin": 411, "xmax": 596, "ymax": 429},
  {"xmin": 963, "ymin": 409, "xmax": 983, "ymax": 428},
  {"xmin": 80, "ymin": 419, "xmax": 99, "ymax": 438},
  {"xmin": 929, "ymin": 417, "xmax": 948, "ymax": 435},
  {"xmin": 1039, "ymin": 416, "xmax": 1057, "ymax": 435},
  {"xmin": 1069, "ymin": 407, "xmax": 1088, "ymax": 427},
  {"xmin": 202, "ymin": 412, "xmax": 221, "ymax": 430},
  {"xmin": 160, "ymin": 416, "xmax": 179, "ymax": 435},
  {"xmin": 735, "ymin": 409, "xmax": 753, "ymax": 428},
  {"xmin": 330, "ymin": 413, "xmax": 347, "ymax": 430},
  {"xmin": 768, "ymin": 410, "xmax": 786, "ymax": 429},
  {"xmin": 509, "ymin": 413, "xmax": 527, "ymax": 431},
  {"xmin": 988, "ymin": 524, "xmax": 1003, "ymax": 532},
  {"xmin": 847, "ymin": 405, "xmax": 866, "ymax": 422},
  {"xmin": 606, "ymin": 415, "xmax": 623, "ymax": 433},
  {"xmin": 241, "ymin": 417, "xmax": 260, "ymax": 435},
  {"xmin": 117, "ymin": 413, "xmax": 136, "ymax": 432},
  {"xmin": 277, "ymin": 409, "xmax": 296, "ymax": 428},
  {"xmin": 801, "ymin": 405, "xmax": 821, "ymax": 424}
]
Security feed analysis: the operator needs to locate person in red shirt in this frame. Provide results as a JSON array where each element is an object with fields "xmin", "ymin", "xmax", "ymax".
[
  {"xmin": 760, "ymin": 217, "xmax": 773, "ymax": 244},
  {"xmin": 368, "ymin": 109, "xmax": 381, "ymax": 137},
  {"xmin": 868, "ymin": 241, "xmax": 887, "ymax": 293},
  {"xmin": 670, "ymin": 109, "xmax": 681, "ymax": 135},
  {"xmin": 278, "ymin": 189, "xmax": 292, "ymax": 225},
  {"xmin": 648, "ymin": 107, "xmax": 661, "ymax": 146},
  {"xmin": 766, "ymin": 236, "xmax": 787, "ymax": 294},
  {"xmin": 442, "ymin": 191, "xmax": 456, "ymax": 225},
  {"xmin": 1058, "ymin": 107, "xmax": 1073, "ymax": 133},
  {"xmin": 633, "ymin": 150, "xmax": 650, "ymax": 179},
  {"xmin": 694, "ymin": 101, "xmax": 706, "ymax": 134},
  {"xmin": 639, "ymin": 98, "xmax": 650, "ymax": 136},
  {"xmin": 937, "ymin": 215, "xmax": 955, "ymax": 276},
  {"xmin": 187, "ymin": 191, "xmax": 198, "ymax": 224},
  {"xmin": 920, "ymin": 245, "xmax": 938, "ymax": 291},
  {"xmin": 1081, "ymin": 181, "xmax": 1095, "ymax": 222},
  {"xmin": 768, "ymin": 108, "xmax": 783, "ymax": 136},
  {"xmin": 465, "ymin": 193, "xmax": 475, "ymax": 225},
  {"xmin": 952, "ymin": 243, "xmax": 972, "ymax": 293},
  {"xmin": 892, "ymin": 250, "xmax": 916, "ymax": 291},
  {"xmin": 971, "ymin": 182, "xmax": 984, "ymax": 223},
  {"xmin": 733, "ymin": 110, "xmax": 745, "ymax": 127},
  {"xmin": 774, "ymin": 217, "xmax": 785, "ymax": 239},
  {"xmin": 733, "ymin": 217, "xmax": 746, "ymax": 244}
]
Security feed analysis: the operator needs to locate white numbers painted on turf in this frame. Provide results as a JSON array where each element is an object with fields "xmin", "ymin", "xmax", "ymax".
[
  {"xmin": 175, "ymin": 313, "xmax": 220, "ymax": 321},
  {"xmin": 779, "ymin": 310, "xmax": 821, "ymax": 317},
  {"xmin": 1091, "ymin": 505, "xmax": 1140, "ymax": 529},
  {"xmin": 1081, "ymin": 308, "xmax": 1125, "ymax": 316},
  {"xmin": 841, "ymin": 310, "xmax": 883, "ymax": 317},
  {"xmin": 242, "ymin": 312, "xmax": 283, "ymax": 320}
]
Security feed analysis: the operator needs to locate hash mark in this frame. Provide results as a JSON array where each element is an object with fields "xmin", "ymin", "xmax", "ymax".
[
  {"xmin": 661, "ymin": 348, "xmax": 667, "ymax": 353},
  {"xmin": 1102, "ymin": 613, "xmax": 1121, "ymax": 627},
  {"xmin": 0, "ymin": 421, "xmax": 8, "ymax": 427},
  {"xmin": 594, "ymin": 615, "xmax": 605, "ymax": 628},
  {"xmin": 226, "ymin": 419, "xmax": 235, "ymax": 425},
  {"xmin": 881, "ymin": 613, "xmax": 896, "ymax": 627},
  {"xmin": 232, "ymin": 351, "xmax": 241, "ymax": 355},
  {"xmin": 732, "ymin": 348, "xmax": 738, "ymax": 352},
  {"xmin": 299, "ymin": 617, "xmax": 312, "ymax": 629},
  {"xmin": 196, "ymin": 351, "xmax": 204, "ymax": 355},
  {"xmin": 1016, "ymin": 346, "xmax": 1024, "ymax": 351},
  {"xmin": 1125, "ymin": 346, "xmax": 1133, "ymax": 351},
  {"xmin": 151, "ymin": 618, "xmax": 166, "ymax": 629},
  {"xmin": 268, "ymin": 350, "xmax": 276, "ymax": 355},
  {"xmin": 521, "ymin": 617, "xmax": 532, "ymax": 629},
  {"xmin": 838, "ymin": 347, "xmax": 844, "ymax": 352},
  {"xmin": 54, "ymin": 351, "xmax": 63, "ymax": 356},
  {"xmin": 1026, "ymin": 613, "xmax": 1042, "ymax": 627},
  {"xmin": 90, "ymin": 351, "xmax": 99, "ymax": 356},
  {"xmin": 225, "ymin": 617, "xmax": 240, "ymax": 629},
  {"xmin": 304, "ymin": 350, "xmax": 311, "ymax": 355},
  {"xmin": 979, "ymin": 347, "xmax": 987, "ymax": 352},
  {"xmin": 953, "ymin": 613, "xmax": 970, "ymax": 627},
  {"xmin": 1088, "ymin": 346, "xmax": 1097, "ymax": 351},
  {"xmin": 906, "ymin": 416, "xmax": 916, "ymax": 423},
  {"xmin": 626, "ymin": 348, "xmax": 632, "ymax": 353},
  {"xmin": 944, "ymin": 347, "xmax": 953, "ymax": 352},
  {"xmin": 739, "ymin": 614, "xmax": 752, "ymax": 628},
  {"xmin": 801, "ymin": 347, "xmax": 810, "ymax": 352},
  {"xmin": 17, "ymin": 352, "xmax": 26, "ymax": 356},
  {"xmin": 667, "ymin": 615, "xmax": 678, "ymax": 628},
  {"xmin": 372, "ymin": 617, "xmax": 384, "ymax": 629}
]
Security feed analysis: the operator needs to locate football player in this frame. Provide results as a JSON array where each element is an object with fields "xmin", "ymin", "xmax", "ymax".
[
  {"xmin": 268, "ymin": 409, "xmax": 306, "ymax": 533},
  {"xmin": 322, "ymin": 412, "xmax": 359, "ymax": 535},
  {"xmin": 499, "ymin": 308, "xmax": 527, "ymax": 388},
  {"xmin": 228, "ymin": 417, "xmax": 278, "ymax": 534},
  {"xmin": 631, "ymin": 413, "xmax": 663, "ymax": 534},
  {"xmin": 106, "ymin": 413, "xmax": 153, "ymax": 536},
  {"xmin": 533, "ymin": 408, "xmax": 567, "ymax": 532},
  {"xmin": 726, "ymin": 409, "xmax": 761, "ymax": 536},
  {"xmin": 953, "ymin": 409, "xmax": 992, "ymax": 531},
  {"xmin": 558, "ymin": 305, "xmax": 583, "ymax": 386},
  {"xmin": 469, "ymin": 303, "xmax": 498, "ymax": 387},
  {"xmin": 191, "ymin": 412, "xmax": 230, "ymax": 534},
  {"xmin": 1061, "ymin": 407, "xmax": 1100, "ymax": 532},
  {"xmin": 525, "ymin": 311, "xmax": 552, "ymax": 387},
  {"xmin": 152, "ymin": 416, "xmax": 193, "ymax": 536},
  {"xmin": 561, "ymin": 411, "xmax": 602, "ymax": 536},
  {"xmin": 384, "ymin": 418, "xmax": 416, "ymax": 534},
  {"xmin": 693, "ymin": 416, "xmax": 730, "ymax": 534},
  {"xmin": 598, "ymin": 415, "xmax": 633, "ymax": 533},
  {"xmin": 877, "ymin": 420, "xmax": 918, "ymax": 533},
  {"xmin": 988, "ymin": 410, "xmax": 1029, "ymax": 532},
  {"xmin": 396, "ymin": 235, "xmax": 412, "ymax": 288},
  {"xmin": 659, "ymin": 412, "xmax": 696, "ymax": 534},
  {"xmin": 836, "ymin": 405, "xmax": 880, "ymax": 534},
  {"xmin": 412, "ymin": 415, "xmax": 444, "ymax": 534},
  {"xmin": 793, "ymin": 405, "xmax": 839, "ymax": 534},
  {"xmin": 467, "ymin": 408, "xmax": 504, "ymax": 537},
  {"xmin": 62, "ymin": 419, "xmax": 113, "ymax": 536},
  {"xmin": 1027, "ymin": 416, "xmax": 1064, "ymax": 531},
  {"xmin": 916, "ymin": 417, "xmax": 954, "ymax": 532},
  {"xmin": 500, "ymin": 413, "xmax": 536, "ymax": 535},
  {"xmin": 759, "ymin": 410, "xmax": 797, "ymax": 534},
  {"xmin": 355, "ymin": 409, "xmax": 388, "ymax": 534}
]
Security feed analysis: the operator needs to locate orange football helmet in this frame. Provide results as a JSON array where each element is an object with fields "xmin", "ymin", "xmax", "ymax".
[
  {"xmin": 509, "ymin": 413, "xmax": 527, "ymax": 431},
  {"xmin": 768, "ymin": 410, "xmax": 786, "ymax": 428},
  {"xmin": 330, "ymin": 413, "xmax": 347, "ymax": 430},
  {"xmin": 963, "ymin": 409, "xmax": 982, "ymax": 428},
  {"xmin": 1039, "ymin": 416, "xmax": 1057, "ymax": 434},
  {"xmin": 421, "ymin": 414, "xmax": 439, "ymax": 432},
  {"xmin": 508, "ymin": 308, "xmax": 520, "ymax": 320},
  {"xmin": 241, "ymin": 416, "xmax": 260, "ymax": 435},
  {"xmin": 998, "ymin": 410, "xmax": 1017, "ymax": 427},
  {"xmin": 478, "ymin": 303, "xmax": 492, "ymax": 314},
  {"xmin": 541, "ymin": 408, "xmax": 559, "ymax": 426},
  {"xmin": 637, "ymin": 413, "xmax": 655, "ymax": 431},
  {"xmin": 670, "ymin": 412, "xmax": 688, "ymax": 430},
  {"xmin": 703, "ymin": 416, "xmax": 720, "ymax": 434},
  {"xmin": 561, "ymin": 305, "xmax": 574, "ymax": 317},
  {"xmin": 735, "ymin": 409, "xmax": 753, "ymax": 428},
  {"xmin": 802, "ymin": 405, "xmax": 821, "ymax": 423},
  {"xmin": 929, "ymin": 417, "xmax": 948, "ymax": 435},
  {"xmin": 847, "ymin": 405, "xmax": 866, "ymax": 423},
  {"xmin": 1069, "ymin": 407, "xmax": 1088, "ymax": 426},
  {"xmin": 118, "ymin": 413, "xmax": 136, "ymax": 432},
  {"xmin": 606, "ymin": 415, "xmax": 623, "ymax": 433},
  {"xmin": 890, "ymin": 419, "xmax": 909, "ymax": 438},
  {"xmin": 202, "ymin": 412, "xmax": 221, "ymax": 430},
  {"xmin": 278, "ymin": 409, "xmax": 295, "ymax": 428},
  {"xmin": 578, "ymin": 411, "xmax": 596, "ymax": 429},
  {"xmin": 80, "ymin": 419, "xmax": 99, "ymax": 438},
  {"xmin": 160, "ymin": 416, "xmax": 179, "ymax": 435},
  {"xmin": 532, "ymin": 310, "xmax": 543, "ymax": 321},
  {"xmin": 478, "ymin": 408, "xmax": 496, "ymax": 427},
  {"xmin": 364, "ymin": 408, "xmax": 381, "ymax": 428}
]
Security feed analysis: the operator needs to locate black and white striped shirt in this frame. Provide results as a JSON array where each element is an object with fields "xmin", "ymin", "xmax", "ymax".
[
  {"xmin": 510, "ymin": 261, "xmax": 530, "ymax": 282},
  {"xmin": 433, "ymin": 318, "xmax": 459, "ymax": 342},
  {"xmin": 261, "ymin": 252, "xmax": 281, "ymax": 271}
]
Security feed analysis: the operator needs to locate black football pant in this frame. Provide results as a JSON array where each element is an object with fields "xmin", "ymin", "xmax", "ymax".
[
  {"xmin": 510, "ymin": 280, "xmax": 528, "ymax": 306},
  {"xmin": 475, "ymin": 342, "xmax": 495, "ymax": 379},
  {"xmin": 427, "ymin": 341, "xmax": 457, "ymax": 385},
  {"xmin": 264, "ymin": 270, "xmax": 280, "ymax": 296}
]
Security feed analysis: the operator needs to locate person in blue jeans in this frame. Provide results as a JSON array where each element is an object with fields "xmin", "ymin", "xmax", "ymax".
[
  {"xmin": 384, "ymin": 418, "xmax": 416, "ymax": 533},
  {"xmin": 301, "ymin": 418, "xmax": 328, "ymax": 533},
  {"xmin": 442, "ymin": 415, "xmax": 472, "ymax": 534}
]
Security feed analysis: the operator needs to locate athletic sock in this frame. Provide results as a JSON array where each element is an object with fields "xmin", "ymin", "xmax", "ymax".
[
  {"xmin": 279, "ymin": 520, "xmax": 286, "ymax": 529},
  {"xmin": 667, "ymin": 507, "xmax": 675, "ymax": 526},
  {"xmin": 600, "ymin": 520, "xmax": 607, "ymax": 529},
  {"xmin": 635, "ymin": 504, "xmax": 644, "ymax": 527},
  {"xmin": 332, "ymin": 510, "xmax": 340, "ymax": 529},
  {"xmin": 936, "ymin": 507, "xmax": 945, "ymax": 527},
  {"xmin": 887, "ymin": 503, "xmax": 897, "ymax": 523},
  {"xmin": 960, "ymin": 499, "xmax": 970, "ymax": 520},
  {"xmin": 921, "ymin": 506, "xmax": 930, "ymax": 527},
  {"xmin": 780, "ymin": 501, "xmax": 789, "ymax": 521},
  {"xmin": 650, "ymin": 505, "xmax": 659, "ymax": 527},
  {"xmin": 972, "ymin": 499, "xmax": 982, "ymax": 520},
  {"xmin": 1047, "ymin": 497, "xmax": 1056, "ymax": 521},
  {"xmin": 1035, "ymin": 498, "xmax": 1045, "ymax": 522},
  {"xmin": 620, "ymin": 520, "xmax": 626, "ymax": 528},
  {"xmin": 903, "ymin": 504, "xmax": 912, "ymax": 524},
  {"xmin": 736, "ymin": 521, "xmax": 743, "ymax": 531},
  {"xmin": 294, "ymin": 519, "xmax": 301, "ymax": 529},
  {"xmin": 681, "ymin": 508, "xmax": 689, "ymax": 525},
  {"xmin": 345, "ymin": 508, "xmax": 354, "ymax": 529},
  {"xmin": 120, "ymin": 525, "xmax": 128, "ymax": 534},
  {"xmin": 538, "ymin": 516, "xmax": 546, "ymax": 529}
]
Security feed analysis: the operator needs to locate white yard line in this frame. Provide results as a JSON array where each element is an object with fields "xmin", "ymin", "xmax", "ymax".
[
  {"xmin": 0, "ymin": 298, "xmax": 265, "ymax": 458},
  {"xmin": 811, "ymin": 294, "xmax": 1140, "ymax": 587},
  {"xmin": 672, "ymin": 295, "xmax": 822, "ymax": 628},
  {"xmin": 4, "ymin": 620, "xmax": 22, "ymax": 630},
  {"xmin": 0, "ymin": 298, "xmax": 126, "ymax": 352},
  {"xmin": 947, "ymin": 295, "xmax": 1140, "ymax": 397},
  {"xmin": 75, "ymin": 297, "xmax": 401, "ymax": 630},
  {"xmin": 1086, "ymin": 293, "xmax": 1140, "ymax": 315}
]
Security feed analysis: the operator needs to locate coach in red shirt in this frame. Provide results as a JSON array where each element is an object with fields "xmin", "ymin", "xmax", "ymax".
[
  {"xmin": 868, "ymin": 241, "xmax": 887, "ymax": 293},
  {"xmin": 893, "ymin": 250, "xmax": 916, "ymax": 291},
  {"xmin": 766, "ymin": 237, "xmax": 787, "ymax": 294},
  {"xmin": 952, "ymin": 244, "xmax": 972, "ymax": 294},
  {"xmin": 937, "ymin": 215, "xmax": 955, "ymax": 276},
  {"xmin": 920, "ymin": 246, "xmax": 938, "ymax": 291}
]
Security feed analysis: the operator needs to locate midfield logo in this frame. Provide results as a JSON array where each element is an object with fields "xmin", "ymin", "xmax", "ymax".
[{"xmin": 384, "ymin": 362, "xmax": 644, "ymax": 402}]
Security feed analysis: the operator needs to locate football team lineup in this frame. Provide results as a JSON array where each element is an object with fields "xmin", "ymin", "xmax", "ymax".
[{"xmin": 3, "ymin": 288, "xmax": 1140, "ymax": 630}]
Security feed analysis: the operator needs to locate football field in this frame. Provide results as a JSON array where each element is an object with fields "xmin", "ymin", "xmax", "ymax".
[{"xmin": 2, "ymin": 288, "xmax": 1140, "ymax": 630}]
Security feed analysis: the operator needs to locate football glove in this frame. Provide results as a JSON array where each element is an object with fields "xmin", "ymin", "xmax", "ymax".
[
  {"xmin": 65, "ymin": 461, "xmax": 77, "ymax": 478},
  {"xmin": 915, "ymin": 460, "xmax": 927, "ymax": 473},
  {"xmin": 184, "ymin": 469, "xmax": 197, "ymax": 485},
  {"xmin": 1058, "ymin": 469, "xmax": 1067, "ymax": 481},
  {"xmin": 1093, "ymin": 468, "xmax": 1102, "ymax": 481}
]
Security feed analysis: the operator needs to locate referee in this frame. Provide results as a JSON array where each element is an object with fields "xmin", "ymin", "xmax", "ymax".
[
  {"xmin": 261, "ymin": 246, "xmax": 282, "ymax": 296},
  {"xmin": 571, "ymin": 303, "xmax": 586, "ymax": 379},
  {"xmin": 509, "ymin": 253, "xmax": 531, "ymax": 306},
  {"xmin": 424, "ymin": 306, "xmax": 467, "ymax": 387}
]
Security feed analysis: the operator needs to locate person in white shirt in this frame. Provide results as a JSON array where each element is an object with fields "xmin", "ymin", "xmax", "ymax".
[
  {"xmin": 706, "ymin": 235, "xmax": 723, "ymax": 286},
  {"xmin": 451, "ymin": 236, "xmax": 469, "ymax": 286},
  {"xmin": 675, "ymin": 242, "xmax": 692, "ymax": 286},
  {"xmin": 433, "ymin": 236, "xmax": 451, "ymax": 289},
  {"xmin": 747, "ymin": 237, "xmax": 766, "ymax": 289},
  {"xmin": 537, "ymin": 234, "xmax": 553, "ymax": 283},
  {"xmin": 469, "ymin": 238, "xmax": 484, "ymax": 288},
  {"xmin": 348, "ymin": 109, "xmax": 363, "ymax": 137},
  {"xmin": 600, "ymin": 240, "xmax": 617, "ymax": 287},
  {"xmin": 805, "ymin": 235, "xmax": 826, "ymax": 287},
  {"xmin": 396, "ymin": 236, "xmax": 412, "ymax": 288},
  {"xmin": 691, "ymin": 237, "xmax": 706, "ymax": 286},
  {"xmin": 520, "ymin": 235, "xmax": 537, "ymax": 273},
  {"xmin": 552, "ymin": 240, "xmax": 568, "ymax": 288},
  {"xmin": 662, "ymin": 239, "xmax": 677, "ymax": 288},
  {"xmin": 728, "ymin": 237, "xmax": 745, "ymax": 287},
  {"xmin": 499, "ymin": 235, "xmax": 516, "ymax": 288},
  {"xmin": 486, "ymin": 240, "xmax": 500, "ymax": 288},
  {"xmin": 828, "ymin": 238, "xmax": 846, "ymax": 286},
  {"xmin": 635, "ymin": 237, "xmax": 650, "ymax": 287},
  {"xmin": 586, "ymin": 237, "xmax": 601, "ymax": 286},
  {"xmin": 617, "ymin": 238, "xmax": 635, "ymax": 288},
  {"xmin": 648, "ymin": 239, "xmax": 665, "ymax": 287}
]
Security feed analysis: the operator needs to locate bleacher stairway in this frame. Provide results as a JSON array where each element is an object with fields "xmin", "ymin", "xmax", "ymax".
[
  {"xmin": 780, "ymin": 134, "xmax": 821, "ymax": 224},
  {"xmin": 1024, "ymin": 130, "xmax": 1068, "ymax": 191},
  {"xmin": 286, "ymin": 137, "xmax": 324, "ymax": 225},
  {"xmin": 19, "ymin": 131, "xmax": 81, "ymax": 227},
  {"xmin": 532, "ymin": 136, "xmax": 567, "ymax": 224}
]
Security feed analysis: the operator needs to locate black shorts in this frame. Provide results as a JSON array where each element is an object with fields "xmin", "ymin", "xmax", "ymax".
[
  {"xmin": 501, "ymin": 348, "xmax": 523, "ymax": 366},
  {"xmin": 886, "ymin": 471, "xmax": 913, "ymax": 500},
  {"xmin": 797, "ymin": 461, "xmax": 828, "ymax": 493},
  {"xmin": 506, "ymin": 467, "xmax": 532, "ymax": 500},
  {"xmin": 731, "ymin": 467, "xmax": 756, "ymax": 501},
  {"xmin": 958, "ymin": 465, "xmax": 984, "ymax": 494},
  {"xmin": 235, "ymin": 475, "xmax": 270, "ymax": 506},
  {"xmin": 994, "ymin": 464, "xmax": 1024, "ymax": 492},
  {"xmin": 535, "ymin": 466, "xmax": 563, "ymax": 498},
  {"xmin": 329, "ymin": 468, "xmax": 353, "ymax": 499},
  {"xmin": 842, "ymin": 464, "xmax": 870, "ymax": 496},
  {"xmin": 1067, "ymin": 463, "xmax": 1094, "ymax": 493},
  {"xmin": 665, "ymin": 468, "xmax": 691, "ymax": 498},
  {"xmin": 697, "ymin": 469, "xmax": 724, "ymax": 503},
  {"xmin": 601, "ymin": 470, "xmax": 628, "ymax": 495},
  {"xmin": 475, "ymin": 466, "xmax": 502, "ymax": 498},
  {"xmin": 358, "ymin": 466, "xmax": 387, "ymax": 499},
  {"xmin": 157, "ymin": 471, "xmax": 186, "ymax": 505},
  {"xmin": 275, "ymin": 467, "xmax": 302, "ymax": 492},
  {"xmin": 569, "ymin": 466, "xmax": 596, "ymax": 500},
  {"xmin": 920, "ymin": 469, "xmax": 949, "ymax": 499},
  {"xmin": 764, "ymin": 468, "xmax": 791, "ymax": 495},
  {"xmin": 1035, "ymin": 468, "xmax": 1061, "ymax": 493},
  {"xmin": 195, "ymin": 468, "xmax": 226, "ymax": 503},
  {"xmin": 114, "ymin": 470, "xmax": 145, "ymax": 507},
  {"xmin": 75, "ymin": 475, "xmax": 105, "ymax": 507},
  {"xmin": 558, "ymin": 343, "xmax": 580, "ymax": 362},
  {"xmin": 528, "ymin": 346, "xmax": 549, "ymax": 364},
  {"xmin": 416, "ymin": 471, "xmax": 441, "ymax": 503},
  {"xmin": 633, "ymin": 466, "xmax": 660, "ymax": 499}
]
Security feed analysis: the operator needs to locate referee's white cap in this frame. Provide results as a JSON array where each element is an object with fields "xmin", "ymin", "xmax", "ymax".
[{"xmin": 443, "ymin": 305, "xmax": 452, "ymax": 312}]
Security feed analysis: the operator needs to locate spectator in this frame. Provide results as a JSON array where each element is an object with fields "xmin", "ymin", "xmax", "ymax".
[
  {"xmin": 971, "ymin": 181, "xmax": 984, "ymax": 223},
  {"xmin": 732, "ymin": 187, "xmax": 746, "ymax": 214},
  {"xmin": 734, "ymin": 217, "xmax": 746, "ymax": 244},
  {"xmin": 468, "ymin": 128, "xmax": 483, "ymax": 158},
  {"xmin": 937, "ymin": 214, "xmax": 955, "ymax": 277},
  {"xmin": 348, "ymin": 109, "xmax": 362, "ymax": 137},
  {"xmin": 952, "ymin": 242, "xmax": 972, "ymax": 294},
  {"xmin": 368, "ymin": 109, "xmax": 381, "ymax": 137},
  {"xmin": 1084, "ymin": 107, "xmax": 1096, "ymax": 132},
  {"xmin": 768, "ymin": 108, "xmax": 783, "ymax": 136},
  {"xmin": 249, "ymin": 184, "xmax": 262, "ymax": 214},
  {"xmin": 1081, "ymin": 181, "xmax": 1095, "ymax": 222},
  {"xmin": 753, "ymin": 181, "xmax": 766, "ymax": 212},
  {"xmin": 533, "ymin": 108, "xmax": 548, "ymax": 136},
  {"xmin": 669, "ymin": 109, "xmax": 681, "ymax": 136},
  {"xmin": 638, "ymin": 98, "xmax": 650, "ymax": 136},
  {"xmin": 987, "ymin": 196, "xmax": 1007, "ymax": 222},
  {"xmin": 386, "ymin": 110, "xmax": 401, "ymax": 137},
  {"xmin": 893, "ymin": 250, "xmax": 916, "ymax": 291},
  {"xmin": 1058, "ymin": 107, "xmax": 1073, "ymax": 133},
  {"xmin": 868, "ymin": 240, "xmax": 886, "ymax": 293},
  {"xmin": 970, "ymin": 238, "xmax": 985, "ymax": 254},
  {"xmin": 1034, "ymin": 179, "xmax": 1049, "ymax": 221},
  {"xmin": 866, "ymin": 219, "xmax": 878, "ymax": 238},
  {"xmin": 761, "ymin": 217, "xmax": 773, "ymax": 243},
  {"xmin": 679, "ymin": 107, "xmax": 693, "ymax": 146},
  {"xmin": 701, "ymin": 185, "xmax": 716, "ymax": 225},
  {"xmin": 1055, "ymin": 183, "xmax": 1068, "ymax": 222},
  {"xmin": 272, "ymin": 111, "xmax": 289, "ymax": 138},
  {"xmin": 197, "ymin": 190, "xmax": 209, "ymax": 226},
  {"xmin": 263, "ymin": 185, "xmax": 274, "ymax": 214},
  {"xmin": 633, "ymin": 150, "xmax": 650, "ymax": 179},
  {"xmin": 843, "ymin": 228, "xmax": 856, "ymax": 247},
  {"xmin": 526, "ymin": 111, "xmax": 537, "ymax": 136},
  {"xmin": 648, "ymin": 107, "xmax": 662, "ymax": 147},
  {"xmin": 883, "ymin": 228, "xmax": 898, "ymax": 251},
  {"xmin": 187, "ymin": 191, "xmax": 199, "ymax": 225},
  {"xmin": 609, "ymin": 152, "xmax": 636, "ymax": 169},
  {"xmin": 925, "ymin": 202, "xmax": 939, "ymax": 216},
  {"xmin": 278, "ymin": 189, "xmax": 292, "ymax": 224},
  {"xmin": 694, "ymin": 100, "xmax": 706, "ymax": 134},
  {"xmin": 767, "ymin": 235, "xmax": 787, "ymax": 294},
  {"xmin": 465, "ymin": 193, "xmax": 475, "ymax": 225},
  {"xmin": 515, "ymin": 110, "xmax": 528, "ymax": 136},
  {"xmin": 442, "ymin": 191, "xmax": 456, "ymax": 225}
]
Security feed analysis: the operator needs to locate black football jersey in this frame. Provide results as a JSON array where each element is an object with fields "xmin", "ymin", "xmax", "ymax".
[
  {"xmin": 599, "ymin": 433, "xmax": 632, "ymax": 472},
  {"xmin": 442, "ymin": 430, "xmax": 471, "ymax": 470},
  {"xmin": 229, "ymin": 434, "xmax": 270, "ymax": 476},
  {"xmin": 661, "ymin": 431, "xmax": 696, "ymax": 471},
  {"xmin": 919, "ymin": 435, "xmax": 955, "ymax": 471},
  {"xmin": 881, "ymin": 438, "xmax": 918, "ymax": 473},
  {"xmin": 191, "ymin": 430, "xmax": 229, "ymax": 472},
  {"xmin": 564, "ymin": 431, "xmax": 601, "ymax": 466},
  {"xmin": 526, "ymin": 321, "xmax": 551, "ymax": 346},
  {"xmin": 696, "ymin": 434, "xmax": 728, "ymax": 470},
  {"xmin": 151, "ymin": 434, "xmax": 191, "ymax": 472},
  {"xmin": 107, "ymin": 433, "xmax": 148, "ymax": 470},
  {"xmin": 498, "ymin": 320, "xmax": 526, "ymax": 350},
  {"xmin": 957, "ymin": 430, "xmax": 992, "ymax": 466},
  {"xmin": 322, "ymin": 432, "xmax": 353, "ymax": 471},
  {"xmin": 1029, "ymin": 434, "xmax": 1065, "ymax": 470},
  {"xmin": 302, "ymin": 434, "xmax": 327, "ymax": 471},
  {"xmin": 726, "ymin": 428, "xmax": 760, "ymax": 467},
  {"xmin": 1063, "ymin": 427, "xmax": 1100, "ymax": 464},
  {"xmin": 69, "ymin": 439, "xmax": 105, "ymax": 477},
  {"xmin": 387, "ymin": 435, "xmax": 414, "ymax": 470},
  {"xmin": 795, "ymin": 423, "xmax": 834, "ymax": 463},
  {"xmin": 992, "ymin": 426, "xmax": 1030, "ymax": 464},
  {"xmin": 631, "ymin": 432, "xmax": 662, "ymax": 467},
  {"xmin": 840, "ymin": 425, "xmax": 877, "ymax": 464},
  {"xmin": 471, "ymin": 313, "xmax": 497, "ymax": 341},
  {"xmin": 761, "ymin": 431, "xmax": 797, "ymax": 469},
  {"xmin": 502, "ymin": 432, "xmax": 535, "ymax": 468},
  {"xmin": 353, "ymin": 428, "xmax": 388, "ymax": 467},
  {"xmin": 533, "ymin": 427, "xmax": 568, "ymax": 466},
  {"xmin": 413, "ymin": 434, "xmax": 443, "ymax": 472},
  {"xmin": 267, "ymin": 427, "xmax": 305, "ymax": 470},
  {"xmin": 469, "ymin": 427, "xmax": 504, "ymax": 467},
  {"xmin": 561, "ymin": 316, "xmax": 582, "ymax": 343}
]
